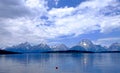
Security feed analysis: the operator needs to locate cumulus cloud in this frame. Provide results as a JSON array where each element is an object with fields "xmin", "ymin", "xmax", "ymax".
[
  {"xmin": 45, "ymin": 0, "xmax": 120, "ymax": 37},
  {"xmin": 0, "ymin": 0, "xmax": 48, "ymax": 47},
  {"xmin": 0, "ymin": 0, "xmax": 120, "ymax": 47}
]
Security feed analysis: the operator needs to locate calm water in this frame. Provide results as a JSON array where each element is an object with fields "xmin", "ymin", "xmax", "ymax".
[{"xmin": 0, "ymin": 53, "xmax": 120, "ymax": 73}]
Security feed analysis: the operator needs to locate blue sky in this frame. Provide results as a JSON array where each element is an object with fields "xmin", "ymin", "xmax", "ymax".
[{"xmin": 0, "ymin": 0, "xmax": 120, "ymax": 48}]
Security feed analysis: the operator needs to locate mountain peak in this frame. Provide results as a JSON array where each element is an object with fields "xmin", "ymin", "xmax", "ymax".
[
  {"xmin": 79, "ymin": 39, "xmax": 94, "ymax": 51},
  {"xmin": 109, "ymin": 42, "xmax": 120, "ymax": 51},
  {"xmin": 80, "ymin": 39, "xmax": 93, "ymax": 45},
  {"xmin": 37, "ymin": 43, "xmax": 49, "ymax": 47},
  {"xmin": 51, "ymin": 44, "xmax": 68, "ymax": 51},
  {"xmin": 18, "ymin": 42, "xmax": 31, "ymax": 46}
]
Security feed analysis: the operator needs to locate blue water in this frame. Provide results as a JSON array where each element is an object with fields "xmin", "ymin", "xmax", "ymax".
[{"xmin": 0, "ymin": 53, "xmax": 120, "ymax": 73}]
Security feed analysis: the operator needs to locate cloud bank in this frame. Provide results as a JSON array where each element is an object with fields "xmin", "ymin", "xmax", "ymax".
[
  {"xmin": 0, "ymin": 0, "xmax": 120, "ymax": 47},
  {"xmin": 94, "ymin": 37, "xmax": 120, "ymax": 46}
]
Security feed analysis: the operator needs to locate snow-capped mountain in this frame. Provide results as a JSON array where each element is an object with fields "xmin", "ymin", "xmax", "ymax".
[
  {"xmin": 6, "ymin": 42, "xmax": 31, "ymax": 52},
  {"xmin": 109, "ymin": 43, "xmax": 120, "ymax": 51},
  {"xmin": 5, "ymin": 39, "xmax": 120, "ymax": 53},
  {"xmin": 79, "ymin": 39, "xmax": 94, "ymax": 51},
  {"xmin": 94, "ymin": 45, "xmax": 107, "ymax": 52},
  {"xmin": 78, "ymin": 39, "xmax": 107, "ymax": 52},
  {"xmin": 50, "ymin": 44, "xmax": 69, "ymax": 51},
  {"xmin": 6, "ymin": 42, "xmax": 51, "ymax": 53},
  {"xmin": 31, "ymin": 43, "xmax": 51, "ymax": 52}
]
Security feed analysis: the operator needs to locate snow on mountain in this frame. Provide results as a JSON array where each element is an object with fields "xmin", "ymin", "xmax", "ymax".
[
  {"xmin": 79, "ymin": 39, "xmax": 94, "ymax": 51},
  {"xmin": 6, "ymin": 42, "xmax": 31, "ymax": 52},
  {"xmin": 5, "ymin": 42, "xmax": 51, "ymax": 53},
  {"xmin": 78, "ymin": 39, "xmax": 107, "ymax": 52},
  {"xmin": 109, "ymin": 43, "xmax": 120, "ymax": 51},
  {"xmin": 50, "ymin": 44, "xmax": 69, "ymax": 51},
  {"xmin": 94, "ymin": 45, "xmax": 107, "ymax": 52},
  {"xmin": 31, "ymin": 43, "xmax": 51, "ymax": 52},
  {"xmin": 5, "ymin": 39, "xmax": 118, "ymax": 53}
]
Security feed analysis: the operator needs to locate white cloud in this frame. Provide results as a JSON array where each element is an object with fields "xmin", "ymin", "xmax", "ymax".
[
  {"xmin": 0, "ymin": 0, "xmax": 48, "ymax": 48},
  {"xmin": 0, "ymin": 0, "xmax": 120, "ymax": 47},
  {"xmin": 48, "ymin": 7, "xmax": 74, "ymax": 18},
  {"xmin": 79, "ymin": 0, "xmax": 114, "ymax": 9},
  {"xmin": 94, "ymin": 37, "xmax": 120, "ymax": 46},
  {"xmin": 100, "ymin": 15, "xmax": 120, "ymax": 33},
  {"xmin": 46, "ymin": 0, "xmax": 120, "ymax": 36}
]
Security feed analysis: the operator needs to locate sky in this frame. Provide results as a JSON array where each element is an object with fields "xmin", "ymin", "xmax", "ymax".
[{"xmin": 0, "ymin": 0, "xmax": 120, "ymax": 48}]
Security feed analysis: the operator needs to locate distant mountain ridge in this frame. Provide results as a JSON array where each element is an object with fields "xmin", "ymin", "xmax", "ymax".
[
  {"xmin": 70, "ymin": 39, "xmax": 107, "ymax": 52},
  {"xmin": 2, "ymin": 39, "xmax": 120, "ymax": 53},
  {"xmin": 50, "ymin": 44, "xmax": 69, "ymax": 51},
  {"xmin": 108, "ymin": 43, "xmax": 120, "ymax": 51},
  {"xmin": 0, "ymin": 49, "xmax": 21, "ymax": 54},
  {"xmin": 5, "ymin": 42, "xmax": 51, "ymax": 53}
]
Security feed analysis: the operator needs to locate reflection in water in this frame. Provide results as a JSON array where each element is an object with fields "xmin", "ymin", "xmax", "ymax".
[{"xmin": 0, "ymin": 53, "xmax": 120, "ymax": 73}]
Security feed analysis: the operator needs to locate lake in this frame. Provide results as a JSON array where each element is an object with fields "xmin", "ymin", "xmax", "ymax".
[{"xmin": 0, "ymin": 53, "xmax": 120, "ymax": 73}]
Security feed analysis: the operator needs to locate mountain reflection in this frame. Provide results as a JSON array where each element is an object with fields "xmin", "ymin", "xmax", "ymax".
[{"xmin": 0, "ymin": 53, "xmax": 120, "ymax": 73}]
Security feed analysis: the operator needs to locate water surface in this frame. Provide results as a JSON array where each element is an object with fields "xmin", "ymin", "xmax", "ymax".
[{"xmin": 0, "ymin": 53, "xmax": 120, "ymax": 73}]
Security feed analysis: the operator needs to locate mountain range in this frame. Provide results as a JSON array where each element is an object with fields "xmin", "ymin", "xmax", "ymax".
[
  {"xmin": 1, "ymin": 39, "xmax": 120, "ymax": 53},
  {"xmin": 5, "ymin": 42, "xmax": 51, "ymax": 53}
]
